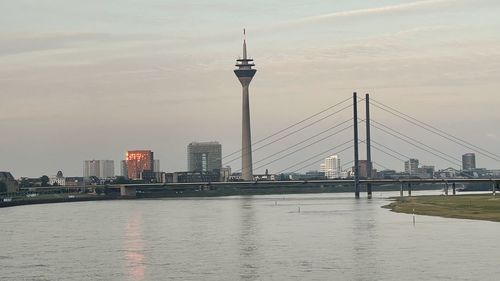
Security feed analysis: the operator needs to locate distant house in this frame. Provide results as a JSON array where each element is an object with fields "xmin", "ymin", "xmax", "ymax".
[
  {"xmin": 0, "ymin": 171, "xmax": 19, "ymax": 193},
  {"xmin": 65, "ymin": 177, "xmax": 84, "ymax": 186},
  {"xmin": 49, "ymin": 171, "xmax": 66, "ymax": 186}
]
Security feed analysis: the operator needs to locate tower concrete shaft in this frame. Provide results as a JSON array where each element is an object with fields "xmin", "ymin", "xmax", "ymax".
[{"xmin": 234, "ymin": 29, "xmax": 256, "ymax": 181}]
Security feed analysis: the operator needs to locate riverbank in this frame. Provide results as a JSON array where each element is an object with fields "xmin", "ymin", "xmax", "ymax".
[
  {"xmin": 0, "ymin": 193, "xmax": 120, "ymax": 208},
  {"xmin": 2, "ymin": 183, "xmax": 442, "ymax": 208},
  {"xmin": 384, "ymin": 194, "xmax": 500, "ymax": 222}
]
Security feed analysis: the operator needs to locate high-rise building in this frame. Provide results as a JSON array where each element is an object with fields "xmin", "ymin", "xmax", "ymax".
[
  {"xmin": 234, "ymin": 29, "xmax": 257, "ymax": 181},
  {"xmin": 319, "ymin": 163, "xmax": 326, "ymax": 174},
  {"xmin": 153, "ymin": 159, "xmax": 160, "ymax": 173},
  {"xmin": 126, "ymin": 150, "xmax": 154, "ymax": 180},
  {"xmin": 187, "ymin": 142, "xmax": 222, "ymax": 173},
  {"xmin": 462, "ymin": 153, "xmax": 476, "ymax": 170},
  {"xmin": 100, "ymin": 160, "xmax": 114, "ymax": 178},
  {"xmin": 324, "ymin": 155, "xmax": 341, "ymax": 179},
  {"xmin": 120, "ymin": 160, "xmax": 128, "ymax": 179},
  {"xmin": 405, "ymin": 158, "xmax": 419, "ymax": 175},
  {"xmin": 83, "ymin": 160, "xmax": 114, "ymax": 178},
  {"xmin": 358, "ymin": 160, "xmax": 373, "ymax": 178},
  {"xmin": 352, "ymin": 160, "xmax": 374, "ymax": 178}
]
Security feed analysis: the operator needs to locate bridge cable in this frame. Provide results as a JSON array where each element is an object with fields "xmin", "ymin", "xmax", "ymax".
[
  {"xmin": 276, "ymin": 140, "xmax": 354, "ymax": 174},
  {"xmin": 223, "ymin": 102, "xmax": 354, "ymax": 166},
  {"xmin": 340, "ymin": 160, "xmax": 355, "ymax": 172},
  {"xmin": 370, "ymin": 99, "xmax": 500, "ymax": 162},
  {"xmin": 372, "ymin": 161, "xmax": 392, "ymax": 172},
  {"xmin": 233, "ymin": 124, "xmax": 353, "ymax": 173},
  {"xmin": 370, "ymin": 119, "xmax": 463, "ymax": 167},
  {"xmin": 370, "ymin": 121, "xmax": 462, "ymax": 168},
  {"xmin": 284, "ymin": 143, "xmax": 355, "ymax": 174},
  {"xmin": 371, "ymin": 98, "xmax": 500, "ymax": 160},
  {"xmin": 252, "ymin": 119, "xmax": 352, "ymax": 166},
  {"xmin": 371, "ymin": 139, "xmax": 412, "ymax": 160},
  {"xmin": 291, "ymin": 138, "xmax": 366, "ymax": 175},
  {"xmin": 247, "ymin": 118, "xmax": 363, "ymax": 173},
  {"xmin": 372, "ymin": 139, "xmax": 473, "ymax": 178},
  {"xmin": 370, "ymin": 142, "xmax": 408, "ymax": 163},
  {"xmin": 221, "ymin": 96, "xmax": 352, "ymax": 161}
]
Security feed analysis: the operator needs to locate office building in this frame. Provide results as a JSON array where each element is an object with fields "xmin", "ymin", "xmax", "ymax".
[
  {"xmin": 0, "ymin": 171, "xmax": 19, "ymax": 193},
  {"xmin": 126, "ymin": 150, "xmax": 154, "ymax": 180},
  {"xmin": 187, "ymin": 141, "xmax": 222, "ymax": 173},
  {"xmin": 462, "ymin": 153, "xmax": 476, "ymax": 170},
  {"xmin": 353, "ymin": 160, "xmax": 374, "ymax": 178},
  {"xmin": 418, "ymin": 165, "xmax": 435, "ymax": 178},
  {"xmin": 324, "ymin": 155, "xmax": 341, "ymax": 179},
  {"xmin": 220, "ymin": 166, "xmax": 232, "ymax": 182},
  {"xmin": 83, "ymin": 160, "xmax": 114, "ymax": 179},
  {"xmin": 153, "ymin": 159, "xmax": 160, "ymax": 173},
  {"xmin": 120, "ymin": 160, "xmax": 128, "ymax": 179},
  {"xmin": 405, "ymin": 158, "xmax": 419, "ymax": 175}
]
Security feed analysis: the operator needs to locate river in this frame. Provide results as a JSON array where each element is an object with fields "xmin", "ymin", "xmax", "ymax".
[{"xmin": 1, "ymin": 190, "xmax": 499, "ymax": 280}]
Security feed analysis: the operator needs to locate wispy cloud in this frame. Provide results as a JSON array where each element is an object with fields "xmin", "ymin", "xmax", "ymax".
[{"xmin": 280, "ymin": 0, "xmax": 460, "ymax": 26}]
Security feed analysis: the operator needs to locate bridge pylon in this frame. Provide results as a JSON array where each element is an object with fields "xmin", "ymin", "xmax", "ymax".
[{"xmin": 353, "ymin": 92, "xmax": 360, "ymax": 198}]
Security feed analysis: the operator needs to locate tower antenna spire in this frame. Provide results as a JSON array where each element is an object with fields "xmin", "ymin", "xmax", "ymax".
[{"xmin": 243, "ymin": 28, "xmax": 247, "ymax": 59}]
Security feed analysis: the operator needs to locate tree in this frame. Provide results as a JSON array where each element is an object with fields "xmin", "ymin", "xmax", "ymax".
[
  {"xmin": 94, "ymin": 186, "xmax": 105, "ymax": 195},
  {"xmin": 0, "ymin": 181, "xmax": 7, "ymax": 193},
  {"xmin": 113, "ymin": 176, "xmax": 130, "ymax": 184},
  {"xmin": 19, "ymin": 178, "xmax": 32, "ymax": 188},
  {"xmin": 40, "ymin": 175, "xmax": 50, "ymax": 187}
]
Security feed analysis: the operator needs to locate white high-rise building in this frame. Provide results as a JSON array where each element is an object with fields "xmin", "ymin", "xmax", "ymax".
[
  {"xmin": 153, "ymin": 159, "xmax": 160, "ymax": 173},
  {"xmin": 319, "ymin": 163, "xmax": 326, "ymax": 173},
  {"xmin": 84, "ymin": 160, "xmax": 115, "ymax": 179},
  {"xmin": 324, "ymin": 155, "xmax": 341, "ymax": 179},
  {"xmin": 99, "ymin": 160, "xmax": 114, "ymax": 178}
]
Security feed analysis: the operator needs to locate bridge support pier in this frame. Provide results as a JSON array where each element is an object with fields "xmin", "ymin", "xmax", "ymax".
[
  {"xmin": 452, "ymin": 182, "xmax": 456, "ymax": 195},
  {"xmin": 493, "ymin": 182, "xmax": 497, "ymax": 196},
  {"xmin": 120, "ymin": 186, "xmax": 137, "ymax": 197},
  {"xmin": 400, "ymin": 183, "xmax": 404, "ymax": 197},
  {"xmin": 407, "ymin": 183, "xmax": 412, "ymax": 197}
]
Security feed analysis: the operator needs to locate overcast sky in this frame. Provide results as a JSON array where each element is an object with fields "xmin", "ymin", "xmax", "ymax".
[{"xmin": 1, "ymin": 0, "xmax": 500, "ymax": 177}]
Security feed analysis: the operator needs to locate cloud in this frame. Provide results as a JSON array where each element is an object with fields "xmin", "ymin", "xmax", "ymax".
[{"xmin": 276, "ymin": 0, "xmax": 460, "ymax": 27}]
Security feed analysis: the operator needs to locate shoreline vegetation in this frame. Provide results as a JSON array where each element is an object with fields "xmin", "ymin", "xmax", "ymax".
[
  {"xmin": 383, "ymin": 194, "xmax": 500, "ymax": 222},
  {"xmin": 1, "ymin": 184, "xmax": 439, "ymax": 208}
]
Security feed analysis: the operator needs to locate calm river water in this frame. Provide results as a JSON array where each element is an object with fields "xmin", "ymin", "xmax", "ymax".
[{"xmin": 1, "ymin": 191, "xmax": 500, "ymax": 281}]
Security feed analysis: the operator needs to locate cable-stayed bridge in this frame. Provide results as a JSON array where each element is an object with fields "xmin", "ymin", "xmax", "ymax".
[{"xmin": 118, "ymin": 93, "xmax": 500, "ymax": 198}]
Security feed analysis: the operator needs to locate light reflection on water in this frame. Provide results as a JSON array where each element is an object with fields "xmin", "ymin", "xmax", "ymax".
[
  {"xmin": 125, "ymin": 214, "xmax": 145, "ymax": 281},
  {"xmin": 1, "ymin": 190, "xmax": 500, "ymax": 281}
]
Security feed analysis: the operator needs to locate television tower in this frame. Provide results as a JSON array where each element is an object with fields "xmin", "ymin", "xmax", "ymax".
[{"xmin": 234, "ymin": 29, "xmax": 257, "ymax": 181}]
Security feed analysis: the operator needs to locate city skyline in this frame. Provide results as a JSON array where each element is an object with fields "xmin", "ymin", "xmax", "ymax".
[{"xmin": 1, "ymin": 0, "xmax": 500, "ymax": 177}]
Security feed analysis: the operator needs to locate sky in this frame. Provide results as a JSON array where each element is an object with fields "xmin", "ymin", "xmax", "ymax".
[{"xmin": 1, "ymin": 0, "xmax": 500, "ymax": 177}]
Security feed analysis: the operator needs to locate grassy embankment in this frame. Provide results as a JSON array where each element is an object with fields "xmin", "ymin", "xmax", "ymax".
[{"xmin": 384, "ymin": 194, "xmax": 500, "ymax": 222}]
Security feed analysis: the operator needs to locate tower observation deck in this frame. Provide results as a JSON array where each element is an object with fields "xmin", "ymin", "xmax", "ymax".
[{"xmin": 234, "ymin": 29, "xmax": 257, "ymax": 181}]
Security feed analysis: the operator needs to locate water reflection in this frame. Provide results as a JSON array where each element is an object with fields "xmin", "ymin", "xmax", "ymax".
[
  {"xmin": 124, "ymin": 213, "xmax": 145, "ymax": 281},
  {"xmin": 238, "ymin": 196, "xmax": 260, "ymax": 280},
  {"xmin": 351, "ymin": 199, "xmax": 379, "ymax": 281}
]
